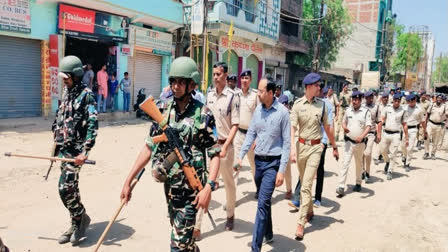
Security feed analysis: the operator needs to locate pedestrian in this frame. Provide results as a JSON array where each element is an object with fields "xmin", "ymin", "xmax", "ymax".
[
  {"xmin": 336, "ymin": 91, "xmax": 372, "ymax": 196},
  {"xmin": 363, "ymin": 90, "xmax": 379, "ymax": 183},
  {"xmin": 82, "ymin": 63, "xmax": 94, "ymax": 89},
  {"xmin": 195, "ymin": 62, "xmax": 240, "ymax": 237},
  {"xmin": 54, "ymin": 56, "xmax": 98, "ymax": 245},
  {"xmin": 401, "ymin": 93, "xmax": 425, "ymax": 171},
  {"xmin": 278, "ymin": 94, "xmax": 292, "ymax": 199},
  {"xmin": 336, "ymin": 82, "xmax": 351, "ymax": 141},
  {"xmin": 226, "ymin": 74, "xmax": 240, "ymax": 92},
  {"xmin": 288, "ymin": 87, "xmax": 335, "ymax": 209},
  {"xmin": 237, "ymin": 77, "xmax": 290, "ymax": 252},
  {"xmin": 120, "ymin": 72, "xmax": 131, "ymax": 112},
  {"xmin": 377, "ymin": 93, "xmax": 409, "ymax": 180},
  {"xmin": 326, "ymin": 86, "xmax": 339, "ymax": 119},
  {"xmin": 120, "ymin": 57, "xmax": 221, "ymax": 252},
  {"xmin": 233, "ymin": 69, "xmax": 258, "ymax": 191},
  {"xmin": 275, "ymin": 84, "xmax": 282, "ymax": 98},
  {"xmin": 107, "ymin": 73, "xmax": 119, "ymax": 112},
  {"xmin": 424, "ymin": 93, "xmax": 447, "ymax": 160},
  {"xmin": 96, "ymin": 64, "xmax": 108, "ymax": 113},
  {"xmin": 290, "ymin": 73, "xmax": 339, "ymax": 240},
  {"xmin": 193, "ymin": 82, "xmax": 206, "ymax": 104}
]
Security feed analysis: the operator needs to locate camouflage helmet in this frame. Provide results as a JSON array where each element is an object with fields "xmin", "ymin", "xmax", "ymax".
[
  {"xmin": 59, "ymin": 55, "xmax": 84, "ymax": 77},
  {"xmin": 169, "ymin": 57, "xmax": 201, "ymax": 85}
]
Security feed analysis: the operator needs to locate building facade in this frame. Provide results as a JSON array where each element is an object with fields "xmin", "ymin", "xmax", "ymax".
[{"xmin": 0, "ymin": 0, "xmax": 183, "ymax": 118}]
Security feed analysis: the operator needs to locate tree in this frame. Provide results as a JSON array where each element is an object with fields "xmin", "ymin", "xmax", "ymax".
[
  {"xmin": 391, "ymin": 32, "xmax": 423, "ymax": 74},
  {"xmin": 433, "ymin": 55, "xmax": 448, "ymax": 84},
  {"xmin": 293, "ymin": 0, "xmax": 353, "ymax": 70}
]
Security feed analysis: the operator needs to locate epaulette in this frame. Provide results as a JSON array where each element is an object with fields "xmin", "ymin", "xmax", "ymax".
[{"xmin": 294, "ymin": 96, "xmax": 305, "ymax": 105}]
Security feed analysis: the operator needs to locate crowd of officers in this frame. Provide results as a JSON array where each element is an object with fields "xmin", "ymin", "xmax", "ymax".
[{"xmin": 41, "ymin": 55, "xmax": 447, "ymax": 252}]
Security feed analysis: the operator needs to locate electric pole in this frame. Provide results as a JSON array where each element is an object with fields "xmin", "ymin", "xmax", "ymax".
[{"xmin": 312, "ymin": 0, "xmax": 325, "ymax": 72}]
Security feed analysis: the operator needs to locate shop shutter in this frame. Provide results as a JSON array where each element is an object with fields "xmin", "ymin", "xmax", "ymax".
[
  {"xmin": 128, "ymin": 51, "xmax": 162, "ymax": 103},
  {"xmin": 0, "ymin": 36, "xmax": 41, "ymax": 118}
]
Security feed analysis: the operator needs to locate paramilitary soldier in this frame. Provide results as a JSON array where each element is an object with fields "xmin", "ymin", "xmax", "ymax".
[
  {"xmin": 53, "ymin": 56, "xmax": 98, "ymax": 245},
  {"xmin": 120, "ymin": 57, "xmax": 221, "ymax": 252}
]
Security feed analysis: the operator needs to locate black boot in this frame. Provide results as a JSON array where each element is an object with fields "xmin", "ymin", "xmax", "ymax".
[
  {"xmin": 384, "ymin": 162, "xmax": 390, "ymax": 173},
  {"xmin": 70, "ymin": 212, "xmax": 91, "ymax": 245},
  {"xmin": 58, "ymin": 224, "xmax": 75, "ymax": 244}
]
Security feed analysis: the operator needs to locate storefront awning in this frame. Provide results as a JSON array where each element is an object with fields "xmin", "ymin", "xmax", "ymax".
[{"xmin": 37, "ymin": 0, "xmax": 183, "ymax": 31}]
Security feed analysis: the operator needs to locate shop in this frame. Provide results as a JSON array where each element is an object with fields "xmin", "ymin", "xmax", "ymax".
[
  {"xmin": 0, "ymin": 0, "xmax": 44, "ymax": 118},
  {"xmin": 264, "ymin": 47, "xmax": 288, "ymax": 91}
]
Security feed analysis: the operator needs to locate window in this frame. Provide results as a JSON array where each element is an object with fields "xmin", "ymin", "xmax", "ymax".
[{"xmin": 226, "ymin": 0, "xmax": 242, "ymax": 17}]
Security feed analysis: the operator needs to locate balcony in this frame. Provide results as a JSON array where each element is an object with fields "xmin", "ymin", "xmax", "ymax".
[
  {"xmin": 281, "ymin": 0, "xmax": 301, "ymax": 16},
  {"xmin": 279, "ymin": 33, "xmax": 308, "ymax": 53}
]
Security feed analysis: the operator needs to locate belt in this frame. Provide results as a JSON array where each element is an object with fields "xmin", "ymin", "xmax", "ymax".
[
  {"xmin": 407, "ymin": 125, "xmax": 418, "ymax": 129},
  {"xmin": 429, "ymin": 119, "xmax": 443, "ymax": 126},
  {"xmin": 255, "ymin": 155, "xmax": 281, "ymax": 162},
  {"xmin": 218, "ymin": 139, "xmax": 226, "ymax": 145},
  {"xmin": 344, "ymin": 135, "xmax": 366, "ymax": 144},
  {"xmin": 238, "ymin": 128, "xmax": 248, "ymax": 134},
  {"xmin": 298, "ymin": 138, "xmax": 321, "ymax": 146},
  {"xmin": 384, "ymin": 130, "xmax": 400, "ymax": 134}
]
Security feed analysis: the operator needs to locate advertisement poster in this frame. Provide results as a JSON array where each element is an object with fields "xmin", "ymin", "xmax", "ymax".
[
  {"xmin": 57, "ymin": 3, "xmax": 129, "ymax": 43},
  {"xmin": 128, "ymin": 25, "xmax": 172, "ymax": 56},
  {"xmin": 0, "ymin": 0, "xmax": 31, "ymax": 33}
]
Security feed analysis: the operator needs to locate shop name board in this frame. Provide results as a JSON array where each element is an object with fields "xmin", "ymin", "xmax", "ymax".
[
  {"xmin": 57, "ymin": 3, "xmax": 129, "ymax": 43},
  {"xmin": 221, "ymin": 37, "xmax": 262, "ymax": 55},
  {"xmin": 0, "ymin": 0, "xmax": 31, "ymax": 33},
  {"xmin": 129, "ymin": 25, "xmax": 172, "ymax": 56}
]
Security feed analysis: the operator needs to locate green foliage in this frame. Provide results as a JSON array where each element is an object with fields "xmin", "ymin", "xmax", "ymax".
[
  {"xmin": 294, "ymin": 0, "xmax": 353, "ymax": 70},
  {"xmin": 391, "ymin": 32, "xmax": 424, "ymax": 73},
  {"xmin": 433, "ymin": 55, "xmax": 448, "ymax": 83}
]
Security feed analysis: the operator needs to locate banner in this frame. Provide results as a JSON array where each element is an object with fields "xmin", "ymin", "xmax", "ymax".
[
  {"xmin": 41, "ymin": 40, "xmax": 51, "ymax": 116},
  {"xmin": 58, "ymin": 4, "xmax": 129, "ymax": 43},
  {"xmin": 128, "ymin": 25, "xmax": 172, "ymax": 56},
  {"xmin": 0, "ymin": 0, "xmax": 31, "ymax": 33},
  {"xmin": 191, "ymin": 0, "xmax": 203, "ymax": 35},
  {"xmin": 49, "ymin": 35, "xmax": 60, "ymax": 99}
]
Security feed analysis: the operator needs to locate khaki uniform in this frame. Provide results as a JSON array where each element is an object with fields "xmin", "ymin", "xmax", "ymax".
[
  {"xmin": 339, "ymin": 106, "xmax": 372, "ymax": 188},
  {"xmin": 380, "ymin": 105, "xmax": 407, "ymax": 172},
  {"xmin": 291, "ymin": 97, "xmax": 329, "ymax": 227},
  {"xmin": 327, "ymin": 93, "xmax": 339, "ymax": 117},
  {"xmin": 198, "ymin": 86, "xmax": 239, "ymax": 228},
  {"xmin": 401, "ymin": 104, "xmax": 424, "ymax": 165},
  {"xmin": 233, "ymin": 88, "xmax": 258, "ymax": 176},
  {"xmin": 419, "ymin": 100, "xmax": 431, "ymax": 142},
  {"xmin": 336, "ymin": 91, "xmax": 351, "ymax": 140},
  {"xmin": 426, "ymin": 103, "xmax": 447, "ymax": 155},
  {"xmin": 363, "ymin": 103, "xmax": 379, "ymax": 174}
]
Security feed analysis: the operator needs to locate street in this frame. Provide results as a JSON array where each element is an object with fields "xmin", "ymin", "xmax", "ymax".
[{"xmin": 0, "ymin": 119, "xmax": 447, "ymax": 251}]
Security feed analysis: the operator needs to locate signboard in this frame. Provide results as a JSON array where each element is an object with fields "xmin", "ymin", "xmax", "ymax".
[
  {"xmin": 0, "ymin": 0, "xmax": 31, "ymax": 33},
  {"xmin": 128, "ymin": 25, "xmax": 172, "ymax": 56},
  {"xmin": 57, "ymin": 4, "xmax": 129, "ymax": 43},
  {"xmin": 360, "ymin": 71, "xmax": 380, "ymax": 89},
  {"xmin": 121, "ymin": 44, "xmax": 131, "ymax": 56},
  {"xmin": 49, "ymin": 34, "xmax": 60, "ymax": 99},
  {"xmin": 220, "ymin": 36, "xmax": 263, "ymax": 58},
  {"xmin": 41, "ymin": 40, "xmax": 51, "ymax": 116},
  {"xmin": 191, "ymin": 0, "xmax": 203, "ymax": 35}
]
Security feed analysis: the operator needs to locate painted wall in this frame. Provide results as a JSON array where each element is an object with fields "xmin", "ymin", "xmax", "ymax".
[{"xmin": 0, "ymin": 0, "xmax": 57, "ymax": 40}]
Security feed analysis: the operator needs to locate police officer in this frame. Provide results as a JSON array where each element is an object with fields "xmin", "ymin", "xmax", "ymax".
[
  {"xmin": 278, "ymin": 94, "xmax": 293, "ymax": 198},
  {"xmin": 425, "ymin": 93, "xmax": 447, "ymax": 160},
  {"xmin": 377, "ymin": 93, "xmax": 409, "ymax": 180},
  {"xmin": 227, "ymin": 74, "xmax": 240, "ymax": 92},
  {"xmin": 336, "ymin": 91, "xmax": 372, "ymax": 196},
  {"xmin": 417, "ymin": 91, "xmax": 430, "ymax": 150},
  {"xmin": 233, "ymin": 69, "xmax": 258, "ymax": 185},
  {"xmin": 401, "ymin": 93, "xmax": 425, "ymax": 171},
  {"xmin": 336, "ymin": 82, "xmax": 352, "ymax": 141},
  {"xmin": 206, "ymin": 62, "xmax": 240, "ymax": 231},
  {"xmin": 437, "ymin": 95, "xmax": 447, "ymax": 151},
  {"xmin": 120, "ymin": 57, "xmax": 221, "ymax": 251},
  {"xmin": 53, "ymin": 56, "xmax": 98, "ymax": 245},
  {"xmin": 374, "ymin": 92, "xmax": 389, "ymax": 165},
  {"xmin": 275, "ymin": 83, "xmax": 282, "ymax": 98},
  {"xmin": 362, "ymin": 90, "xmax": 379, "ymax": 183},
  {"xmin": 326, "ymin": 86, "xmax": 339, "ymax": 118},
  {"xmin": 388, "ymin": 87, "xmax": 396, "ymax": 104},
  {"xmin": 290, "ymin": 73, "xmax": 339, "ymax": 240}
]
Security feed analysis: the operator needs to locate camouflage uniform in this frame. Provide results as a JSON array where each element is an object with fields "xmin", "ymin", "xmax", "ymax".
[
  {"xmin": 146, "ymin": 99, "xmax": 220, "ymax": 252},
  {"xmin": 52, "ymin": 83, "xmax": 98, "ymax": 221}
]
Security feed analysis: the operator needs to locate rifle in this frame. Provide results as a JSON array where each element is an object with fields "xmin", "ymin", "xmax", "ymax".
[
  {"xmin": 44, "ymin": 143, "xmax": 62, "ymax": 181},
  {"xmin": 139, "ymin": 96, "xmax": 203, "ymax": 191}
]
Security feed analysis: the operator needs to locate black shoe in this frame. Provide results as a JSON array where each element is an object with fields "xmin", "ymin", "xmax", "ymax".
[
  {"xmin": 58, "ymin": 225, "xmax": 74, "ymax": 244},
  {"xmin": 384, "ymin": 162, "xmax": 390, "ymax": 173},
  {"xmin": 431, "ymin": 154, "xmax": 436, "ymax": 160},
  {"xmin": 405, "ymin": 164, "xmax": 410, "ymax": 172},
  {"xmin": 402, "ymin": 157, "xmax": 406, "ymax": 165},
  {"xmin": 423, "ymin": 153, "xmax": 429, "ymax": 159},
  {"xmin": 387, "ymin": 171, "xmax": 393, "ymax": 180},
  {"xmin": 70, "ymin": 212, "xmax": 91, "ymax": 245},
  {"xmin": 364, "ymin": 172, "xmax": 370, "ymax": 183},
  {"xmin": 361, "ymin": 172, "xmax": 365, "ymax": 180},
  {"xmin": 336, "ymin": 187, "xmax": 345, "ymax": 197},
  {"xmin": 353, "ymin": 184, "xmax": 362, "ymax": 192}
]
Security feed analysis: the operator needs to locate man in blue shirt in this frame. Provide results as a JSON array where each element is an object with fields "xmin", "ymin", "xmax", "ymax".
[{"xmin": 237, "ymin": 78, "xmax": 291, "ymax": 252}]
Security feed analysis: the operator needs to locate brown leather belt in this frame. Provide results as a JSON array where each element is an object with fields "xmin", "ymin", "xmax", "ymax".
[
  {"xmin": 298, "ymin": 138, "xmax": 321, "ymax": 146},
  {"xmin": 218, "ymin": 139, "xmax": 226, "ymax": 145}
]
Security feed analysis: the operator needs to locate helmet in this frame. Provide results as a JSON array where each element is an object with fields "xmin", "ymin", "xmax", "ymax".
[
  {"xmin": 59, "ymin": 55, "xmax": 84, "ymax": 77},
  {"xmin": 169, "ymin": 57, "xmax": 201, "ymax": 84}
]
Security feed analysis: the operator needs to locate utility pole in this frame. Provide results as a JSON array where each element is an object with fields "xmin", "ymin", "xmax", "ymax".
[
  {"xmin": 378, "ymin": 7, "xmax": 387, "ymax": 87},
  {"xmin": 312, "ymin": 0, "xmax": 324, "ymax": 72},
  {"xmin": 201, "ymin": 0, "xmax": 208, "ymax": 91}
]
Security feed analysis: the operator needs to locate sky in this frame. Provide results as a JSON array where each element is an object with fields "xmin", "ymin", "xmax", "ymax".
[{"xmin": 394, "ymin": 0, "xmax": 447, "ymax": 57}]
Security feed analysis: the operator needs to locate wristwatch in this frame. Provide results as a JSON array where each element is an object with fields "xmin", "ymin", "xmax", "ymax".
[{"xmin": 207, "ymin": 180, "xmax": 217, "ymax": 191}]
